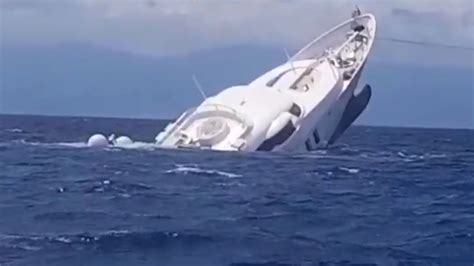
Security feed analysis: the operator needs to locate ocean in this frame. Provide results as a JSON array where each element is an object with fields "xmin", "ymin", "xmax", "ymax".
[{"xmin": 0, "ymin": 114, "xmax": 473, "ymax": 266}]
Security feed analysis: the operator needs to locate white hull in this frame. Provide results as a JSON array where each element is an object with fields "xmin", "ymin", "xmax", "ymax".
[{"xmin": 155, "ymin": 13, "xmax": 377, "ymax": 152}]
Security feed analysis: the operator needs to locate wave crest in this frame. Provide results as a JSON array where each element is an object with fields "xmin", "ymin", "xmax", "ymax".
[
  {"xmin": 165, "ymin": 164, "xmax": 242, "ymax": 178},
  {"xmin": 0, "ymin": 230, "xmax": 213, "ymax": 253}
]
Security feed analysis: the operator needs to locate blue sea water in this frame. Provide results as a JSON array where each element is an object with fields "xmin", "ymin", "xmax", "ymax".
[{"xmin": 0, "ymin": 114, "xmax": 473, "ymax": 266}]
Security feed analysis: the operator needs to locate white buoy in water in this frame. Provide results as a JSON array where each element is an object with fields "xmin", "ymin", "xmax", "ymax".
[
  {"xmin": 114, "ymin": 136, "xmax": 133, "ymax": 146},
  {"xmin": 87, "ymin": 134, "xmax": 109, "ymax": 147}
]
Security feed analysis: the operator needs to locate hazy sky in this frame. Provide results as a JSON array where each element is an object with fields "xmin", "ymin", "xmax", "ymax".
[
  {"xmin": 0, "ymin": 0, "xmax": 473, "ymax": 128},
  {"xmin": 1, "ymin": 0, "xmax": 473, "ymax": 63}
]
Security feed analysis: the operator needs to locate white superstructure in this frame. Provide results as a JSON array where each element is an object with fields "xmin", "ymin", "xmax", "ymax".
[{"xmin": 155, "ymin": 12, "xmax": 377, "ymax": 152}]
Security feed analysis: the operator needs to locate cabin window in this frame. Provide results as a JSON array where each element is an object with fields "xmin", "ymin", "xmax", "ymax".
[
  {"xmin": 266, "ymin": 67, "xmax": 305, "ymax": 87},
  {"xmin": 313, "ymin": 130, "xmax": 320, "ymax": 144},
  {"xmin": 257, "ymin": 121, "xmax": 296, "ymax": 151},
  {"xmin": 266, "ymin": 70, "xmax": 290, "ymax": 87},
  {"xmin": 305, "ymin": 139, "xmax": 312, "ymax": 151},
  {"xmin": 289, "ymin": 103, "xmax": 302, "ymax": 117}
]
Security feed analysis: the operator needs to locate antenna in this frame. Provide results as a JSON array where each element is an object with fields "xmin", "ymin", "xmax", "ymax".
[
  {"xmin": 352, "ymin": 5, "xmax": 361, "ymax": 18},
  {"xmin": 284, "ymin": 48, "xmax": 296, "ymax": 74},
  {"xmin": 192, "ymin": 74, "xmax": 207, "ymax": 100},
  {"xmin": 378, "ymin": 37, "xmax": 474, "ymax": 51}
]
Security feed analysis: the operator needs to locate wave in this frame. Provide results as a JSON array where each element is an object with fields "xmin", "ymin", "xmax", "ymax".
[
  {"xmin": 113, "ymin": 141, "xmax": 160, "ymax": 150},
  {"xmin": 4, "ymin": 128, "xmax": 24, "ymax": 133},
  {"xmin": 7, "ymin": 139, "xmax": 88, "ymax": 148},
  {"xmin": 55, "ymin": 142, "xmax": 89, "ymax": 148},
  {"xmin": 0, "ymin": 230, "xmax": 213, "ymax": 253},
  {"xmin": 53, "ymin": 141, "xmax": 148, "ymax": 150},
  {"xmin": 33, "ymin": 211, "xmax": 109, "ymax": 222},
  {"xmin": 1, "ymin": 137, "xmax": 452, "ymax": 164},
  {"xmin": 396, "ymin": 151, "xmax": 451, "ymax": 162},
  {"xmin": 397, "ymin": 151, "xmax": 423, "ymax": 161},
  {"xmin": 338, "ymin": 167, "xmax": 360, "ymax": 174},
  {"xmin": 76, "ymin": 179, "xmax": 153, "ymax": 195},
  {"xmin": 7, "ymin": 139, "xmax": 160, "ymax": 150},
  {"xmin": 307, "ymin": 166, "xmax": 362, "ymax": 177},
  {"xmin": 287, "ymin": 150, "xmax": 449, "ymax": 164},
  {"xmin": 425, "ymin": 153, "xmax": 447, "ymax": 159},
  {"xmin": 164, "ymin": 164, "xmax": 243, "ymax": 178},
  {"xmin": 243, "ymin": 212, "xmax": 293, "ymax": 220},
  {"xmin": 231, "ymin": 262, "xmax": 293, "ymax": 266}
]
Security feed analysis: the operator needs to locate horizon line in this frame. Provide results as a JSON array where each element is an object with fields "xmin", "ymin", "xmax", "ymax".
[{"xmin": 1, "ymin": 112, "xmax": 472, "ymax": 131}]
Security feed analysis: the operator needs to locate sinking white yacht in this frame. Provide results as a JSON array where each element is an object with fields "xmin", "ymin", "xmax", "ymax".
[{"xmin": 155, "ymin": 11, "xmax": 377, "ymax": 152}]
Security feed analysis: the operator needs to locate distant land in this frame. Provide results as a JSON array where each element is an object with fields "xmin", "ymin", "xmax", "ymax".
[{"xmin": 1, "ymin": 44, "xmax": 473, "ymax": 129}]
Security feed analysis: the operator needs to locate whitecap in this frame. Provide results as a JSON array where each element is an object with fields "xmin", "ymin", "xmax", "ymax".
[
  {"xmin": 426, "ymin": 153, "xmax": 447, "ymax": 159},
  {"xmin": 5, "ymin": 128, "xmax": 23, "ymax": 133},
  {"xmin": 15, "ymin": 139, "xmax": 39, "ymax": 145},
  {"xmin": 397, "ymin": 151, "xmax": 408, "ymax": 158},
  {"xmin": 165, "ymin": 164, "xmax": 242, "ymax": 178},
  {"xmin": 0, "ymin": 234, "xmax": 42, "ymax": 251},
  {"xmin": 14, "ymin": 244, "xmax": 41, "ymax": 251},
  {"xmin": 0, "ymin": 234, "xmax": 23, "ymax": 241},
  {"xmin": 105, "ymin": 230, "xmax": 130, "ymax": 235},
  {"xmin": 310, "ymin": 149, "xmax": 328, "ymax": 155},
  {"xmin": 53, "ymin": 236, "xmax": 72, "ymax": 244},
  {"xmin": 361, "ymin": 151, "xmax": 398, "ymax": 162},
  {"xmin": 397, "ymin": 151, "xmax": 424, "ymax": 161},
  {"xmin": 56, "ymin": 142, "xmax": 89, "ymax": 148},
  {"xmin": 14, "ymin": 139, "xmax": 159, "ymax": 150},
  {"xmin": 214, "ymin": 181, "xmax": 246, "ymax": 187},
  {"xmin": 13, "ymin": 140, "xmax": 89, "ymax": 148},
  {"xmin": 113, "ymin": 141, "xmax": 159, "ymax": 150},
  {"xmin": 338, "ymin": 167, "xmax": 360, "ymax": 174}
]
